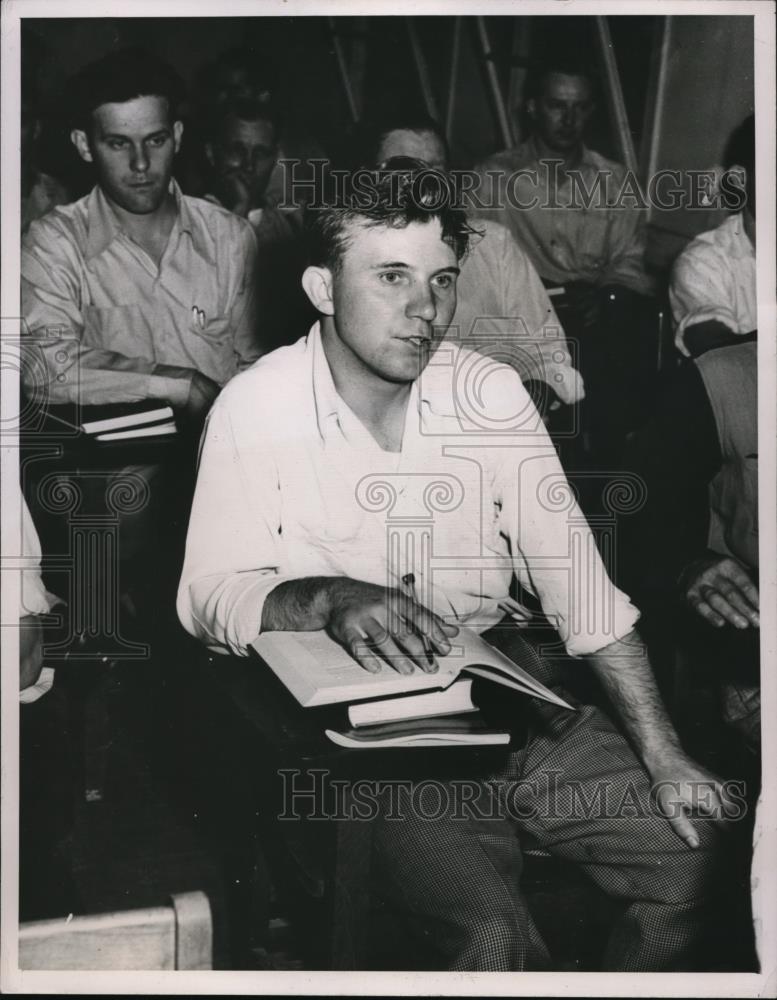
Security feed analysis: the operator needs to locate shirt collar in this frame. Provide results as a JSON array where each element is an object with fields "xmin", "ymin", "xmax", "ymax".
[
  {"xmin": 310, "ymin": 322, "xmax": 342, "ymax": 440},
  {"xmin": 85, "ymin": 177, "xmax": 190, "ymax": 260},
  {"xmin": 309, "ymin": 322, "xmax": 443, "ymax": 443},
  {"xmin": 525, "ymin": 134, "xmax": 596, "ymax": 170}
]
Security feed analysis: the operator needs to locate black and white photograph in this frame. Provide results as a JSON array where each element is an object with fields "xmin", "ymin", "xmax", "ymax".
[{"xmin": 1, "ymin": 1, "xmax": 775, "ymax": 994}]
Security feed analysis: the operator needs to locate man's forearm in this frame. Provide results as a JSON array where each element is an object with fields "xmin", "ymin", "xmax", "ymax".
[
  {"xmin": 588, "ymin": 629, "xmax": 683, "ymax": 772},
  {"xmin": 261, "ymin": 576, "xmax": 343, "ymax": 632}
]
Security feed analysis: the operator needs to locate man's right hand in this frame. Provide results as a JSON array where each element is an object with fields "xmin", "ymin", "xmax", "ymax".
[
  {"xmin": 326, "ymin": 579, "xmax": 459, "ymax": 676},
  {"xmin": 681, "ymin": 553, "xmax": 759, "ymax": 629}
]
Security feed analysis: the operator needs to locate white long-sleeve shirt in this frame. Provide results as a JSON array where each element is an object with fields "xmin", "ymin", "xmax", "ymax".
[
  {"xmin": 669, "ymin": 213, "xmax": 756, "ymax": 357},
  {"xmin": 178, "ymin": 324, "xmax": 638, "ymax": 657}
]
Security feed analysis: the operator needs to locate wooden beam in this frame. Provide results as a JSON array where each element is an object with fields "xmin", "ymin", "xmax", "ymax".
[
  {"xmin": 507, "ymin": 17, "xmax": 532, "ymax": 145},
  {"xmin": 475, "ymin": 16, "xmax": 514, "ymax": 150},
  {"xmin": 445, "ymin": 16, "xmax": 463, "ymax": 143},
  {"xmin": 640, "ymin": 16, "xmax": 673, "ymax": 185},
  {"xmin": 328, "ymin": 16, "xmax": 360, "ymax": 124},
  {"xmin": 407, "ymin": 18, "xmax": 440, "ymax": 122},
  {"xmin": 594, "ymin": 15, "xmax": 639, "ymax": 174}
]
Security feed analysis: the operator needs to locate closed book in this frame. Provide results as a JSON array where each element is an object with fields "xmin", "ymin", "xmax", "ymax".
[
  {"xmin": 79, "ymin": 402, "xmax": 175, "ymax": 435},
  {"xmin": 95, "ymin": 420, "xmax": 177, "ymax": 442},
  {"xmin": 325, "ymin": 713, "xmax": 511, "ymax": 749},
  {"xmin": 347, "ymin": 677, "xmax": 477, "ymax": 728}
]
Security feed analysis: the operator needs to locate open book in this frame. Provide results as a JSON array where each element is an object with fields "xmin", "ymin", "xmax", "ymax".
[{"xmin": 251, "ymin": 626, "xmax": 573, "ymax": 748}]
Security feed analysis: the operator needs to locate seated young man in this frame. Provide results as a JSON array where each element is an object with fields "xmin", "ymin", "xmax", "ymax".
[
  {"xmin": 670, "ymin": 115, "xmax": 756, "ymax": 359},
  {"xmin": 21, "ymin": 46, "xmax": 259, "ymax": 415},
  {"xmin": 621, "ymin": 341, "xmax": 759, "ymax": 758},
  {"xmin": 623, "ymin": 116, "xmax": 759, "ymax": 756},
  {"xmin": 178, "ymin": 164, "xmax": 732, "ymax": 971},
  {"xmin": 20, "ymin": 48, "xmax": 260, "ymax": 627},
  {"xmin": 472, "ymin": 55, "xmax": 657, "ymax": 465}
]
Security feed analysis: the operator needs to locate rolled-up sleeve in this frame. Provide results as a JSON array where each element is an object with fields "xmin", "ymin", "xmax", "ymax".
[
  {"xmin": 490, "ymin": 368, "xmax": 640, "ymax": 656},
  {"xmin": 669, "ymin": 248, "xmax": 741, "ymax": 356},
  {"xmin": 176, "ymin": 394, "xmax": 292, "ymax": 655}
]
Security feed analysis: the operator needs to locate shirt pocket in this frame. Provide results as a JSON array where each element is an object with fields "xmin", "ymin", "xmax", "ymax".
[
  {"xmin": 82, "ymin": 304, "xmax": 155, "ymax": 361},
  {"xmin": 189, "ymin": 311, "xmax": 232, "ymax": 346}
]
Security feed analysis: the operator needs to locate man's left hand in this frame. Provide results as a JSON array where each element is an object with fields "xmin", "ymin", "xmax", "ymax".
[{"xmin": 648, "ymin": 751, "xmax": 740, "ymax": 847}]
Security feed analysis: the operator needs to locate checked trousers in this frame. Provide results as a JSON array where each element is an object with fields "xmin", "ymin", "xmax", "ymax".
[{"xmin": 371, "ymin": 627, "xmax": 727, "ymax": 971}]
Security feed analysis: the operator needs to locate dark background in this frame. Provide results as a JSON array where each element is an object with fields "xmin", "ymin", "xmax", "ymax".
[{"xmin": 21, "ymin": 14, "xmax": 755, "ymax": 268}]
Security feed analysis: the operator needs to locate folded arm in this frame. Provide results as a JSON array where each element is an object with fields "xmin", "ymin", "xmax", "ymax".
[{"xmin": 21, "ymin": 233, "xmax": 195, "ymax": 407}]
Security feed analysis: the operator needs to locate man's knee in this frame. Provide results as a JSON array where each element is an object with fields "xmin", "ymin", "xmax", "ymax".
[
  {"xmin": 451, "ymin": 909, "xmax": 539, "ymax": 971},
  {"xmin": 648, "ymin": 817, "xmax": 726, "ymax": 907}
]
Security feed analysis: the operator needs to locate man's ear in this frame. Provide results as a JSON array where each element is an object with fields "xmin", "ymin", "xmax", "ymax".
[
  {"xmin": 173, "ymin": 120, "xmax": 184, "ymax": 154},
  {"xmin": 203, "ymin": 141, "xmax": 215, "ymax": 168},
  {"xmin": 526, "ymin": 97, "xmax": 537, "ymax": 121},
  {"xmin": 727, "ymin": 164, "xmax": 747, "ymax": 191},
  {"xmin": 70, "ymin": 129, "xmax": 93, "ymax": 164},
  {"xmin": 301, "ymin": 265, "xmax": 335, "ymax": 315}
]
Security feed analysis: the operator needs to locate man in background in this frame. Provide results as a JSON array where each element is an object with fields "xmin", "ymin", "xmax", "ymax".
[
  {"xmin": 11, "ymin": 483, "xmax": 76, "ymax": 920},
  {"xmin": 22, "ymin": 47, "xmax": 259, "ymax": 417},
  {"xmin": 204, "ymin": 97, "xmax": 312, "ymax": 351},
  {"xmin": 670, "ymin": 115, "xmax": 756, "ymax": 359},
  {"xmin": 472, "ymin": 55, "xmax": 656, "ymax": 466},
  {"xmin": 21, "ymin": 48, "xmax": 259, "ymax": 628},
  {"xmin": 624, "ymin": 115, "xmax": 759, "ymax": 755}
]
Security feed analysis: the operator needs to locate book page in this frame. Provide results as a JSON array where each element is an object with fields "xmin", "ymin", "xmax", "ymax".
[
  {"xmin": 252, "ymin": 630, "xmax": 450, "ymax": 706},
  {"xmin": 253, "ymin": 627, "xmax": 570, "ymax": 709}
]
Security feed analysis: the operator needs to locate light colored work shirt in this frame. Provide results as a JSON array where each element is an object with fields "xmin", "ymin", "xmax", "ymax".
[
  {"xmin": 453, "ymin": 219, "xmax": 584, "ymax": 404},
  {"xmin": 669, "ymin": 213, "xmax": 756, "ymax": 357},
  {"xmin": 4, "ymin": 487, "xmax": 62, "ymax": 703},
  {"xmin": 178, "ymin": 324, "xmax": 638, "ymax": 658},
  {"xmin": 472, "ymin": 138, "xmax": 654, "ymax": 297},
  {"xmin": 21, "ymin": 181, "xmax": 259, "ymax": 407}
]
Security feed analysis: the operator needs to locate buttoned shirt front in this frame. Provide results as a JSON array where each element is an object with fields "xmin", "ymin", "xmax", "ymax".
[
  {"xmin": 21, "ymin": 181, "xmax": 259, "ymax": 406},
  {"xmin": 669, "ymin": 213, "xmax": 756, "ymax": 357},
  {"xmin": 177, "ymin": 324, "xmax": 638, "ymax": 658},
  {"xmin": 472, "ymin": 138, "xmax": 654, "ymax": 297}
]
